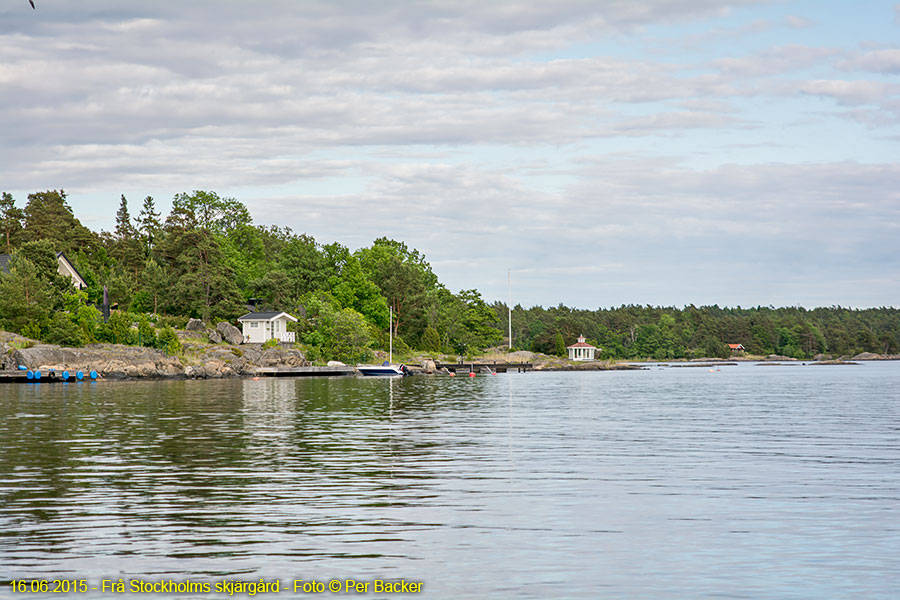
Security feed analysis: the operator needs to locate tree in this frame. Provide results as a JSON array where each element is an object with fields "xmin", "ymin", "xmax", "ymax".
[
  {"xmin": 0, "ymin": 192, "xmax": 24, "ymax": 253},
  {"xmin": 299, "ymin": 292, "xmax": 375, "ymax": 363},
  {"xmin": 356, "ymin": 240, "xmax": 431, "ymax": 340},
  {"xmin": 0, "ymin": 254, "xmax": 55, "ymax": 335},
  {"xmin": 139, "ymin": 258, "xmax": 168, "ymax": 314},
  {"xmin": 170, "ymin": 190, "xmax": 251, "ymax": 234},
  {"xmin": 325, "ymin": 244, "xmax": 389, "ymax": 328},
  {"xmin": 112, "ymin": 195, "xmax": 143, "ymax": 277},
  {"xmin": 21, "ymin": 190, "xmax": 98, "ymax": 254},
  {"xmin": 135, "ymin": 196, "xmax": 161, "ymax": 257},
  {"xmin": 554, "ymin": 332, "xmax": 566, "ymax": 357},
  {"xmin": 164, "ymin": 229, "xmax": 243, "ymax": 320},
  {"xmin": 422, "ymin": 326, "xmax": 441, "ymax": 353}
]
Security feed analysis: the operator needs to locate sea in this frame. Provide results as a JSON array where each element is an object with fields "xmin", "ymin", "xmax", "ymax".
[{"xmin": 1, "ymin": 361, "xmax": 898, "ymax": 599}]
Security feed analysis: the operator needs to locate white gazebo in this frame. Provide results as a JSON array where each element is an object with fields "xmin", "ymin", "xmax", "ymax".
[
  {"xmin": 567, "ymin": 334, "xmax": 598, "ymax": 361},
  {"xmin": 237, "ymin": 311, "xmax": 297, "ymax": 343}
]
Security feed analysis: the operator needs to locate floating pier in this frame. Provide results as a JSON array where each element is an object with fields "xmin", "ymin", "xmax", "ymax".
[
  {"xmin": 435, "ymin": 362, "xmax": 532, "ymax": 374},
  {"xmin": 251, "ymin": 366, "xmax": 357, "ymax": 377},
  {"xmin": 0, "ymin": 369, "xmax": 97, "ymax": 383}
]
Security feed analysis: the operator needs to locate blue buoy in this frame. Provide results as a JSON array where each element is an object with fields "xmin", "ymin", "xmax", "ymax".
[
  {"xmin": 76, "ymin": 371, "xmax": 84, "ymax": 381},
  {"xmin": 17, "ymin": 365, "xmax": 27, "ymax": 371},
  {"xmin": 26, "ymin": 370, "xmax": 34, "ymax": 380},
  {"xmin": 62, "ymin": 371, "xmax": 70, "ymax": 381},
  {"xmin": 34, "ymin": 370, "xmax": 42, "ymax": 380},
  {"xmin": 89, "ymin": 370, "xmax": 98, "ymax": 380}
]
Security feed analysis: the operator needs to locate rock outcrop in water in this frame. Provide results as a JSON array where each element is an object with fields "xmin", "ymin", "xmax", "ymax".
[{"xmin": 0, "ymin": 331, "xmax": 306, "ymax": 379}]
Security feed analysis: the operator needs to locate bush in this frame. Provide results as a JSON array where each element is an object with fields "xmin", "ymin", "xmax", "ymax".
[
  {"xmin": 421, "ymin": 326, "xmax": 441, "ymax": 353},
  {"xmin": 156, "ymin": 315, "xmax": 189, "ymax": 329},
  {"xmin": 156, "ymin": 325, "xmax": 182, "ymax": 354},
  {"xmin": 43, "ymin": 313, "xmax": 86, "ymax": 347},
  {"xmin": 137, "ymin": 316, "xmax": 157, "ymax": 348},
  {"xmin": 261, "ymin": 338, "xmax": 279, "ymax": 350}
]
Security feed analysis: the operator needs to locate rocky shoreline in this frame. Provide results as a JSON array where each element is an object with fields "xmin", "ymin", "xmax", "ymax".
[
  {"xmin": 3, "ymin": 329, "xmax": 894, "ymax": 381},
  {"xmin": 1, "ymin": 330, "xmax": 307, "ymax": 380}
]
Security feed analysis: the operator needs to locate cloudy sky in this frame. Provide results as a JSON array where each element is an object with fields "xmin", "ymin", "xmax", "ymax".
[{"xmin": 2, "ymin": 1, "xmax": 899, "ymax": 309}]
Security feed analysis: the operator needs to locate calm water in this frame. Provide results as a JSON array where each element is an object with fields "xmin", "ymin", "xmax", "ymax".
[{"xmin": 1, "ymin": 363, "xmax": 899, "ymax": 599}]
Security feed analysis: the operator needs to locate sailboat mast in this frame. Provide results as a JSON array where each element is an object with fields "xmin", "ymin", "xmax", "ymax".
[
  {"xmin": 508, "ymin": 269, "xmax": 512, "ymax": 350},
  {"xmin": 389, "ymin": 306, "xmax": 393, "ymax": 363}
]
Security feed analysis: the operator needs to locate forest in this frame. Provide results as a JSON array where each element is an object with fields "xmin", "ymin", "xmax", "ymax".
[{"xmin": 1, "ymin": 189, "xmax": 898, "ymax": 362}]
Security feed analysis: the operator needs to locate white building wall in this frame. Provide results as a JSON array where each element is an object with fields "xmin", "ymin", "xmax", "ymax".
[{"xmin": 242, "ymin": 321, "xmax": 267, "ymax": 343}]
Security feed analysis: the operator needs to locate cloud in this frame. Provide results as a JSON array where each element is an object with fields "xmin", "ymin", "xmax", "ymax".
[
  {"xmin": 785, "ymin": 15, "xmax": 813, "ymax": 29},
  {"xmin": 2, "ymin": 0, "xmax": 898, "ymax": 307},
  {"xmin": 712, "ymin": 44, "xmax": 839, "ymax": 76},
  {"xmin": 836, "ymin": 49, "xmax": 900, "ymax": 74}
]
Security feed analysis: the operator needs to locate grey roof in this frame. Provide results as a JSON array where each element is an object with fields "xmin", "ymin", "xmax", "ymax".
[
  {"xmin": 0, "ymin": 252, "xmax": 86, "ymax": 290},
  {"xmin": 238, "ymin": 311, "xmax": 298, "ymax": 321}
]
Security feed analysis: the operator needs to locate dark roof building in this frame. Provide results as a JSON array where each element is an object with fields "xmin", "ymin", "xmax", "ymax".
[{"xmin": 0, "ymin": 251, "xmax": 86, "ymax": 289}]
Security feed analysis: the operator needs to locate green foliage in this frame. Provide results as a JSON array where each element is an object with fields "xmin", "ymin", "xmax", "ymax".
[
  {"xmin": 0, "ymin": 191, "xmax": 24, "ymax": 253},
  {"xmin": 554, "ymin": 332, "xmax": 566, "ymax": 357},
  {"xmin": 43, "ymin": 312, "xmax": 87, "ymax": 347},
  {"xmin": 20, "ymin": 189, "xmax": 98, "ymax": 255},
  {"xmin": 421, "ymin": 326, "xmax": 441, "ymax": 353},
  {"xmin": 299, "ymin": 292, "xmax": 375, "ymax": 364},
  {"xmin": 0, "ymin": 254, "xmax": 54, "ymax": 335},
  {"xmin": 98, "ymin": 311, "xmax": 134, "ymax": 345},
  {"xmin": 156, "ymin": 325, "xmax": 182, "ymax": 354},
  {"xmin": 21, "ymin": 322, "xmax": 41, "ymax": 340},
  {"xmin": 137, "ymin": 315, "xmax": 157, "ymax": 347}
]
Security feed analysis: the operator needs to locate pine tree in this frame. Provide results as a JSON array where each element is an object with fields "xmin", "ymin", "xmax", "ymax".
[
  {"xmin": 111, "ymin": 195, "xmax": 143, "ymax": 278},
  {"xmin": 21, "ymin": 189, "xmax": 98, "ymax": 253},
  {"xmin": 115, "ymin": 195, "xmax": 137, "ymax": 239},
  {"xmin": 136, "ymin": 196, "xmax": 161, "ymax": 257},
  {"xmin": 0, "ymin": 192, "xmax": 24, "ymax": 253}
]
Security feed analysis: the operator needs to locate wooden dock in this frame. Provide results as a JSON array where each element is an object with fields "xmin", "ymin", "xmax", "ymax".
[
  {"xmin": 435, "ymin": 362, "xmax": 532, "ymax": 374},
  {"xmin": 251, "ymin": 366, "xmax": 358, "ymax": 377},
  {"xmin": 0, "ymin": 370, "xmax": 93, "ymax": 383}
]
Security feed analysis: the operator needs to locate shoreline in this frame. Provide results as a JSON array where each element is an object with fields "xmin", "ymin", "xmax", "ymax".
[{"xmin": 3, "ymin": 330, "xmax": 896, "ymax": 382}]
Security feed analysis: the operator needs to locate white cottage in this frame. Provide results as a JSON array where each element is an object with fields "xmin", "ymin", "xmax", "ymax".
[
  {"xmin": 567, "ymin": 334, "xmax": 598, "ymax": 361},
  {"xmin": 237, "ymin": 311, "xmax": 297, "ymax": 344}
]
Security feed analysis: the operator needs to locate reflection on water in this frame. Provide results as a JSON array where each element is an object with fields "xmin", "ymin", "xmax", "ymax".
[{"xmin": 2, "ymin": 364, "xmax": 900, "ymax": 598}]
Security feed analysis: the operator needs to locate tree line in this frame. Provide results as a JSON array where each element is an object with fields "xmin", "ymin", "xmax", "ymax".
[
  {"xmin": 1, "ymin": 189, "xmax": 897, "ymax": 362},
  {"xmin": 501, "ymin": 303, "xmax": 900, "ymax": 360},
  {"xmin": 0, "ymin": 189, "xmax": 500, "ymax": 362}
]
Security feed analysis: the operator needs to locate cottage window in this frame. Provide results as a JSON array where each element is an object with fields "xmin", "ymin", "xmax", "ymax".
[{"xmin": 250, "ymin": 322, "xmax": 258, "ymax": 328}]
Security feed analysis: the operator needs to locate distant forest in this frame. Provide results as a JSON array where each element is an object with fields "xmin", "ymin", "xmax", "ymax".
[{"xmin": 1, "ymin": 189, "xmax": 897, "ymax": 361}]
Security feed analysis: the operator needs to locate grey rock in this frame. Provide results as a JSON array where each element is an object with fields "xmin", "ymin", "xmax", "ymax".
[
  {"xmin": 208, "ymin": 329, "xmax": 222, "ymax": 344},
  {"xmin": 216, "ymin": 322, "xmax": 243, "ymax": 345},
  {"xmin": 186, "ymin": 318, "xmax": 205, "ymax": 332},
  {"xmin": 326, "ymin": 360, "xmax": 346, "ymax": 367}
]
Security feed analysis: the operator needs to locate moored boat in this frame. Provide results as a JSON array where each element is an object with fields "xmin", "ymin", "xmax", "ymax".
[{"xmin": 357, "ymin": 361, "xmax": 407, "ymax": 376}]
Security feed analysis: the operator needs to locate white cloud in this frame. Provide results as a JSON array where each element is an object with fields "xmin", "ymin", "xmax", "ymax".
[
  {"xmin": 2, "ymin": 0, "xmax": 898, "ymax": 307},
  {"xmin": 836, "ymin": 49, "xmax": 900, "ymax": 74},
  {"xmin": 785, "ymin": 15, "xmax": 813, "ymax": 29}
]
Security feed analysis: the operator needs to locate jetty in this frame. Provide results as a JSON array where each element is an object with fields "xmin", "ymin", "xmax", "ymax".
[
  {"xmin": 0, "ymin": 369, "xmax": 97, "ymax": 383},
  {"xmin": 251, "ymin": 366, "xmax": 357, "ymax": 377},
  {"xmin": 435, "ymin": 361, "xmax": 532, "ymax": 374}
]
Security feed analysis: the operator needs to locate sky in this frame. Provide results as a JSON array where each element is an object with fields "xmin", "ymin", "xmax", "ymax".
[{"xmin": 2, "ymin": 1, "xmax": 899, "ymax": 310}]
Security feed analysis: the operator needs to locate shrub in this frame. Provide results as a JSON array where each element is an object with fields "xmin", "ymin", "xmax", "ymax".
[
  {"xmin": 137, "ymin": 316, "xmax": 157, "ymax": 348},
  {"xmin": 156, "ymin": 325, "xmax": 182, "ymax": 354},
  {"xmin": 261, "ymin": 338, "xmax": 279, "ymax": 350},
  {"xmin": 421, "ymin": 326, "xmax": 441, "ymax": 353},
  {"xmin": 43, "ymin": 313, "xmax": 87, "ymax": 347}
]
